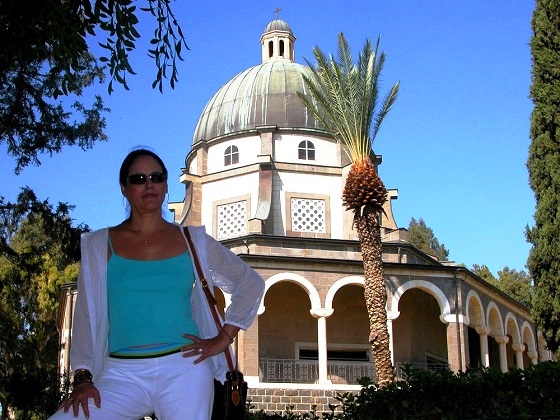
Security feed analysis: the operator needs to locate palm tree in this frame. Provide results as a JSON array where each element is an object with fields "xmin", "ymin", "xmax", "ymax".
[{"xmin": 298, "ymin": 33, "xmax": 399, "ymax": 384}]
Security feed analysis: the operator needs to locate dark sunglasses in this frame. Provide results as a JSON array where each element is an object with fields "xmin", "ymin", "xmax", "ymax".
[{"xmin": 126, "ymin": 172, "xmax": 167, "ymax": 185}]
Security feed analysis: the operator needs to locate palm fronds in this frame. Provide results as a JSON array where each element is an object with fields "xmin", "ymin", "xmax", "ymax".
[{"xmin": 298, "ymin": 33, "xmax": 399, "ymax": 163}]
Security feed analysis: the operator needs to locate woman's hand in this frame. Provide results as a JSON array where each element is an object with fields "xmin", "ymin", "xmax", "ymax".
[
  {"xmin": 182, "ymin": 326, "xmax": 239, "ymax": 364},
  {"xmin": 58, "ymin": 382, "xmax": 101, "ymax": 418}
]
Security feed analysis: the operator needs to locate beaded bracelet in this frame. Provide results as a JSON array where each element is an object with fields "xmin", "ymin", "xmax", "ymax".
[{"xmin": 220, "ymin": 327, "xmax": 235, "ymax": 344}]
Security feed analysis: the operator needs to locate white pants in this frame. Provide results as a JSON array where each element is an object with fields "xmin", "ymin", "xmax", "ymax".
[{"xmin": 50, "ymin": 352, "xmax": 214, "ymax": 420}]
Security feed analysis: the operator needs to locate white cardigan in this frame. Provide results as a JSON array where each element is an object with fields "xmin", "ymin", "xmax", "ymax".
[{"xmin": 70, "ymin": 224, "xmax": 265, "ymax": 381}]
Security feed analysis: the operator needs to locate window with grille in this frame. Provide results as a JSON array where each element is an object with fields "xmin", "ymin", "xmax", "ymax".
[
  {"xmin": 290, "ymin": 198, "xmax": 325, "ymax": 233},
  {"xmin": 224, "ymin": 145, "xmax": 239, "ymax": 166},
  {"xmin": 298, "ymin": 140, "xmax": 315, "ymax": 160},
  {"xmin": 217, "ymin": 200, "xmax": 247, "ymax": 239}
]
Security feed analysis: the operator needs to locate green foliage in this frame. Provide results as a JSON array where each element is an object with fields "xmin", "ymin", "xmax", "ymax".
[
  {"xmin": 471, "ymin": 264, "xmax": 499, "ymax": 287},
  {"xmin": 321, "ymin": 363, "xmax": 560, "ymax": 419},
  {"xmin": 496, "ymin": 267, "xmax": 533, "ymax": 309},
  {"xmin": 0, "ymin": 188, "xmax": 88, "ymax": 418},
  {"xmin": 0, "ymin": 0, "xmax": 188, "ymax": 173},
  {"xmin": 297, "ymin": 32, "xmax": 399, "ymax": 162},
  {"xmin": 246, "ymin": 362, "xmax": 560, "ymax": 419},
  {"xmin": 95, "ymin": 0, "xmax": 189, "ymax": 93},
  {"xmin": 471, "ymin": 265, "xmax": 533, "ymax": 309},
  {"xmin": 407, "ymin": 217, "xmax": 449, "ymax": 261},
  {"xmin": 526, "ymin": 0, "xmax": 560, "ymax": 352}
]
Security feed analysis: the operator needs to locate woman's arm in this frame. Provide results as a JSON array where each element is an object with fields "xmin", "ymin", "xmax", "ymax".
[{"xmin": 204, "ymin": 233, "xmax": 265, "ymax": 330}]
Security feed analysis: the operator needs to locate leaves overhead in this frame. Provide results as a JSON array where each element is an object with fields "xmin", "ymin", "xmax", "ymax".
[{"xmin": 0, "ymin": 0, "xmax": 189, "ymax": 173}]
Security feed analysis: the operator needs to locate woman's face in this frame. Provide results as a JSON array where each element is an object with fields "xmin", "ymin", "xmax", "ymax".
[{"xmin": 121, "ymin": 155, "xmax": 168, "ymax": 215}]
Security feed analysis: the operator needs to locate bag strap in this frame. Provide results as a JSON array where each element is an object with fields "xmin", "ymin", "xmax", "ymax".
[{"xmin": 183, "ymin": 227, "xmax": 236, "ymax": 372}]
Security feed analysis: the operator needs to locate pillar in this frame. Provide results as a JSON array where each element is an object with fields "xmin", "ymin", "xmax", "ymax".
[
  {"xmin": 512, "ymin": 343, "xmax": 525, "ymax": 369},
  {"xmin": 495, "ymin": 335, "xmax": 509, "ymax": 373},
  {"xmin": 475, "ymin": 325, "xmax": 491, "ymax": 367},
  {"xmin": 310, "ymin": 309, "xmax": 333, "ymax": 385},
  {"xmin": 527, "ymin": 351, "xmax": 539, "ymax": 365},
  {"xmin": 443, "ymin": 313, "xmax": 468, "ymax": 372},
  {"xmin": 237, "ymin": 296, "xmax": 260, "ymax": 385},
  {"xmin": 386, "ymin": 310, "xmax": 400, "ymax": 366}
]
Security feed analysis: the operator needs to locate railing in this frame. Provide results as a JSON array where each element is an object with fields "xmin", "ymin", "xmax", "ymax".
[
  {"xmin": 328, "ymin": 360, "xmax": 377, "ymax": 384},
  {"xmin": 259, "ymin": 359, "xmax": 450, "ymax": 384},
  {"xmin": 395, "ymin": 362, "xmax": 451, "ymax": 380},
  {"xmin": 259, "ymin": 359, "xmax": 375, "ymax": 384}
]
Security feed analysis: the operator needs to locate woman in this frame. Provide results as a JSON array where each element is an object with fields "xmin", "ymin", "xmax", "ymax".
[{"xmin": 50, "ymin": 148, "xmax": 265, "ymax": 419}]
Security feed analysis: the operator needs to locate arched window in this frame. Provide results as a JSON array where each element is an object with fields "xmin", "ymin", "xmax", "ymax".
[
  {"xmin": 268, "ymin": 40, "xmax": 274, "ymax": 58},
  {"xmin": 224, "ymin": 145, "xmax": 239, "ymax": 166},
  {"xmin": 279, "ymin": 40, "xmax": 285, "ymax": 57},
  {"xmin": 298, "ymin": 140, "xmax": 315, "ymax": 160}
]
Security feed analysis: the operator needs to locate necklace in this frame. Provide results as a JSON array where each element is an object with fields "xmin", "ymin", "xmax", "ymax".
[
  {"xmin": 129, "ymin": 226, "xmax": 163, "ymax": 246},
  {"xmin": 136, "ymin": 233, "xmax": 150, "ymax": 246}
]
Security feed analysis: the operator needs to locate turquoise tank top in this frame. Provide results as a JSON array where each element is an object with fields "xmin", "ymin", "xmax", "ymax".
[{"xmin": 107, "ymin": 238, "xmax": 199, "ymax": 357}]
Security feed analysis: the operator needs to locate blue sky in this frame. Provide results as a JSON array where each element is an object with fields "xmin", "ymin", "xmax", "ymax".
[{"xmin": 1, "ymin": 0, "xmax": 535, "ymax": 276}]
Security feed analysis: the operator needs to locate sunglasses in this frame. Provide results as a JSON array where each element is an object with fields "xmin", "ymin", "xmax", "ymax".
[{"xmin": 126, "ymin": 172, "xmax": 167, "ymax": 185}]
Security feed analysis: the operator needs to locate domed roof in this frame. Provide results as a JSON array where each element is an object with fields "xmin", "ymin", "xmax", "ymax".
[
  {"xmin": 192, "ymin": 61, "xmax": 325, "ymax": 144},
  {"xmin": 192, "ymin": 19, "xmax": 326, "ymax": 145},
  {"xmin": 263, "ymin": 19, "xmax": 293, "ymax": 35}
]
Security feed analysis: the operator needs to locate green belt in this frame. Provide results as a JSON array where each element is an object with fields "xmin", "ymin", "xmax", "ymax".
[{"xmin": 109, "ymin": 347, "xmax": 182, "ymax": 359}]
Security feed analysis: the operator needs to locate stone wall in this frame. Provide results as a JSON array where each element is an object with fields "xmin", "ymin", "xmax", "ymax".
[{"xmin": 247, "ymin": 387, "xmax": 348, "ymax": 416}]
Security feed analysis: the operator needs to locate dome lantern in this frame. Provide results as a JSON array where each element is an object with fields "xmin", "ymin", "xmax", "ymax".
[
  {"xmin": 191, "ymin": 18, "xmax": 326, "ymax": 146},
  {"xmin": 260, "ymin": 18, "xmax": 296, "ymax": 62}
]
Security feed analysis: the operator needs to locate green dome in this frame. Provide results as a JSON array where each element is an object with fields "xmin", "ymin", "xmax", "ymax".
[
  {"xmin": 191, "ymin": 18, "xmax": 326, "ymax": 145},
  {"xmin": 192, "ymin": 60, "xmax": 325, "ymax": 144}
]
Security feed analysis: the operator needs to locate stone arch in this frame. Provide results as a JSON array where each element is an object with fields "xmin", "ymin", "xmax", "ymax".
[
  {"xmin": 391, "ymin": 280, "xmax": 450, "ymax": 370},
  {"xmin": 521, "ymin": 321, "xmax": 537, "ymax": 354},
  {"xmin": 391, "ymin": 280, "xmax": 451, "ymax": 322},
  {"xmin": 504, "ymin": 313, "xmax": 521, "ymax": 345},
  {"xmin": 464, "ymin": 290, "xmax": 486, "ymax": 369},
  {"xmin": 257, "ymin": 272, "xmax": 321, "ymax": 362},
  {"xmin": 521, "ymin": 321, "xmax": 538, "ymax": 367},
  {"xmin": 465, "ymin": 290, "xmax": 485, "ymax": 328},
  {"xmin": 486, "ymin": 302, "xmax": 504, "ymax": 336},
  {"xmin": 259, "ymin": 272, "xmax": 321, "ymax": 315},
  {"xmin": 325, "ymin": 275, "xmax": 364, "ymax": 311},
  {"xmin": 504, "ymin": 313, "xmax": 522, "ymax": 369},
  {"xmin": 485, "ymin": 302, "xmax": 505, "ymax": 371},
  {"xmin": 323, "ymin": 275, "xmax": 370, "ymax": 368}
]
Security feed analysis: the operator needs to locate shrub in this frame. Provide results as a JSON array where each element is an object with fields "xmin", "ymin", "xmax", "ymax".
[{"xmin": 247, "ymin": 361, "xmax": 560, "ymax": 419}]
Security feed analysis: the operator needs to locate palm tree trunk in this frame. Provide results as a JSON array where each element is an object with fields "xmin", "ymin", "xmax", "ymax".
[{"xmin": 355, "ymin": 207, "xmax": 394, "ymax": 385}]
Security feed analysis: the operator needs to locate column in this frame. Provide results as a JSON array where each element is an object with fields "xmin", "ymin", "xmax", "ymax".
[
  {"xmin": 235, "ymin": 296, "xmax": 260, "ymax": 385},
  {"xmin": 495, "ymin": 335, "xmax": 509, "ymax": 373},
  {"xmin": 443, "ymin": 314, "xmax": 466, "ymax": 372},
  {"xmin": 511, "ymin": 343, "xmax": 525, "ymax": 369},
  {"xmin": 475, "ymin": 326, "xmax": 490, "ymax": 367},
  {"xmin": 386, "ymin": 311, "xmax": 400, "ymax": 366},
  {"xmin": 527, "ymin": 351, "xmax": 539, "ymax": 365},
  {"xmin": 310, "ymin": 309, "xmax": 333, "ymax": 385}
]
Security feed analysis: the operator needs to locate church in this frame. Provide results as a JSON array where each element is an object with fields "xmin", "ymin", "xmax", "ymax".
[{"xmin": 58, "ymin": 17, "xmax": 551, "ymax": 414}]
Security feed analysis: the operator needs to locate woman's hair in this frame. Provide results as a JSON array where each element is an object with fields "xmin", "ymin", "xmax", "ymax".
[{"xmin": 119, "ymin": 148, "xmax": 168, "ymax": 186}]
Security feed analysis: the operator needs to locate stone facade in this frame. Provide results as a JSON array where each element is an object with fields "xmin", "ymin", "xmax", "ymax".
[{"xmin": 247, "ymin": 388, "xmax": 341, "ymax": 416}]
